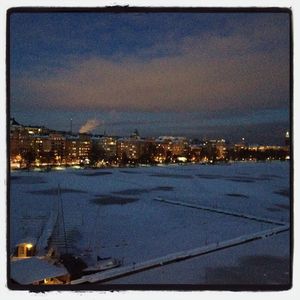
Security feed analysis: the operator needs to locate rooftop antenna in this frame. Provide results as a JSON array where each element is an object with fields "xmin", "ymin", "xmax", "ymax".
[{"xmin": 70, "ymin": 118, "xmax": 73, "ymax": 134}]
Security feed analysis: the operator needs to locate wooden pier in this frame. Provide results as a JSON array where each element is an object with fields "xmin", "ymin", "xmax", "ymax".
[{"xmin": 70, "ymin": 224, "xmax": 289, "ymax": 284}]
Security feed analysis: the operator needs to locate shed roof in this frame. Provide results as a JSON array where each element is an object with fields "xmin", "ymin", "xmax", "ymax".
[{"xmin": 10, "ymin": 257, "xmax": 68, "ymax": 285}]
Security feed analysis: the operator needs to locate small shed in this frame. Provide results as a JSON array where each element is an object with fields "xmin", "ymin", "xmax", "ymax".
[
  {"xmin": 10, "ymin": 257, "xmax": 70, "ymax": 285},
  {"xmin": 12, "ymin": 237, "xmax": 37, "ymax": 258}
]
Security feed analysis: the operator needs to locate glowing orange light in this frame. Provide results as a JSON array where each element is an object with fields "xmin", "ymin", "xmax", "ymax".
[{"xmin": 26, "ymin": 243, "xmax": 33, "ymax": 249}]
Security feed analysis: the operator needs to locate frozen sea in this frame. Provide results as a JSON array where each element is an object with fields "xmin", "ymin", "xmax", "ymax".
[{"xmin": 9, "ymin": 161, "xmax": 291, "ymax": 287}]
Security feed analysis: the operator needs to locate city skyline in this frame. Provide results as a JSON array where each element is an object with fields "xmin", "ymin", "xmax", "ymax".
[
  {"xmin": 10, "ymin": 10, "xmax": 290, "ymax": 145},
  {"xmin": 10, "ymin": 115, "xmax": 290, "ymax": 170},
  {"xmin": 10, "ymin": 115, "xmax": 289, "ymax": 146}
]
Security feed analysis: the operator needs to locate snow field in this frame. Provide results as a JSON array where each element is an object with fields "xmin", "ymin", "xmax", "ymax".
[{"xmin": 9, "ymin": 161, "xmax": 290, "ymax": 284}]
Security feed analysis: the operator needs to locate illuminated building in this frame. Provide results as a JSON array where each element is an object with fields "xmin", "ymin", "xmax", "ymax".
[
  {"xmin": 171, "ymin": 137, "xmax": 189, "ymax": 156},
  {"xmin": 190, "ymin": 144, "xmax": 202, "ymax": 162},
  {"xmin": 257, "ymin": 145, "xmax": 284, "ymax": 151},
  {"xmin": 201, "ymin": 139, "xmax": 228, "ymax": 162},
  {"xmin": 215, "ymin": 139, "xmax": 227, "ymax": 160},
  {"xmin": 10, "ymin": 128, "xmax": 32, "ymax": 168},
  {"xmin": 9, "ymin": 117, "xmax": 291, "ymax": 168},
  {"xmin": 49, "ymin": 133, "xmax": 66, "ymax": 164},
  {"xmin": 155, "ymin": 136, "xmax": 190, "ymax": 161},
  {"xmin": 30, "ymin": 134, "xmax": 51, "ymax": 165},
  {"xmin": 117, "ymin": 138, "xmax": 142, "ymax": 161},
  {"xmin": 10, "ymin": 128, "xmax": 30, "ymax": 157},
  {"xmin": 65, "ymin": 135, "xmax": 80, "ymax": 164},
  {"xmin": 98, "ymin": 136, "xmax": 117, "ymax": 158},
  {"xmin": 234, "ymin": 137, "xmax": 248, "ymax": 151},
  {"xmin": 78, "ymin": 134, "xmax": 92, "ymax": 162},
  {"xmin": 24, "ymin": 125, "xmax": 48, "ymax": 135}
]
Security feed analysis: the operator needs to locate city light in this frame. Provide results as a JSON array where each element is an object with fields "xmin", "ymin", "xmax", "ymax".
[{"xmin": 10, "ymin": 118, "xmax": 290, "ymax": 170}]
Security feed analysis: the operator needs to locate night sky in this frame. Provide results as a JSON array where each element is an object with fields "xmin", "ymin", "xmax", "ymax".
[{"xmin": 10, "ymin": 11, "xmax": 290, "ymax": 144}]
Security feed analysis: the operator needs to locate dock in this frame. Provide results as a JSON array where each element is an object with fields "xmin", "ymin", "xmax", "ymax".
[{"xmin": 70, "ymin": 224, "xmax": 289, "ymax": 284}]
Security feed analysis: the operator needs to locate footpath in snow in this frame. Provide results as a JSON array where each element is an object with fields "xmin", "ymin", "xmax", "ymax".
[{"xmin": 153, "ymin": 198, "xmax": 288, "ymax": 226}]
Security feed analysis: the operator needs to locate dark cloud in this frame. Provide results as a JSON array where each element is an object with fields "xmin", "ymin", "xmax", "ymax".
[{"xmin": 12, "ymin": 25, "xmax": 289, "ymax": 114}]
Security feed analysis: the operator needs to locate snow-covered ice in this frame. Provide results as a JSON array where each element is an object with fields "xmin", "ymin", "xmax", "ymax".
[{"xmin": 9, "ymin": 161, "xmax": 291, "ymax": 285}]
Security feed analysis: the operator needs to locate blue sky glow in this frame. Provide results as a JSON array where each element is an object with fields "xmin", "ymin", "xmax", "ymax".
[{"xmin": 10, "ymin": 11, "xmax": 290, "ymax": 144}]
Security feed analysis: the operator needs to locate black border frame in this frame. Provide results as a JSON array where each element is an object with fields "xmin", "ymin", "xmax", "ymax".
[{"xmin": 6, "ymin": 6, "xmax": 293, "ymax": 292}]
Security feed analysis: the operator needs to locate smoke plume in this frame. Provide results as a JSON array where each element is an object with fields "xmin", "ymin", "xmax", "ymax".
[{"xmin": 79, "ymin": 119, "xmax": 100, "ymax": 133}]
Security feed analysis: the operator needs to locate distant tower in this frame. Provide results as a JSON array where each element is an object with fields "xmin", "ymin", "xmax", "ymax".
[
  {"xmin": 241, "ymin": 137, "xmax": 247, "ymax": 147},
  {"xmin": 285, "ymin": 131, "xmax": 290, "ymax": 146},
  {"xmin": 131, "ymin": 129, "xmax": 140, "ymax": 139},
  {"xmin": 70, "ymin": 118, "xmax": 73, "ymax": 134}
]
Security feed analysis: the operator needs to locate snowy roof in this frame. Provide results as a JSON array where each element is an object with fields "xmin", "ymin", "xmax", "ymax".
[
  {"xmin": 91, "ymin": 136, "xmax": 101, "ymax": 141},
  {"xmin": 65, "ymin": 135, "xmax": 79, "ymax": 140},
  {"xmin": 15, "ymin": 237, "xmax": 37, "ymax": 246},
  {"xmin": 117, "ymin": 137, "xmax": 141, "ymax": 142},
  {"xmin": 156, "ymin": 136, "xmax": 187, "ymax": 142},
  {"xmin": 10, "ymin": 257, "xmax": 69, "ymax": 285},
  {"xmin": 157, "ymin": 136, "xmax": 175, "ymax": 140},
  {"xmin": 31, "ymin": 134, "xmax": 49, "ymax": 139}
]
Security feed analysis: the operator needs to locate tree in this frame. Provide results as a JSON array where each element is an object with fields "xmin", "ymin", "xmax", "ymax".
[
  {"xmin": 200, "ymin": 146, "xmax": 211, "ymax": 161},
  {"xmin": 41, "ymin": 150, "xmax": 55, "ymax": 165},
  {"xmin": 89, "ymin": 143, "xmax": 105, "ymax": 167},
  {"xmin": 121, "ymin": 152, "xmax": 129, "ymax": 166},
  {"xmin": 140, "ymin": 143, "xmax": 156, "ymax": 164},
  {"xmin": 165, "ymin": 150, "xmax": 172, "ymax": 164},
  {"xmin": 22, "ymin": 149, "xmax": 36, "ymax": 169}
]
